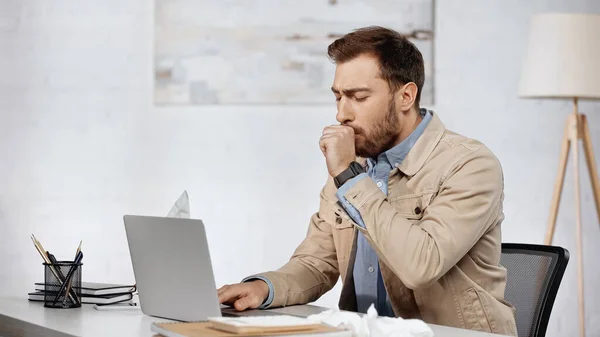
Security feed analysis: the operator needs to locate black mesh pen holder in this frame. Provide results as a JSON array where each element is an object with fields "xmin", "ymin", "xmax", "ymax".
[{"xmin": 43, "ymin": 261, "xmax": 83, "ymax": 308}]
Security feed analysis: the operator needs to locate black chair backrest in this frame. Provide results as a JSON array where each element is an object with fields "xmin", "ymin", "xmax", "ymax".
[{"xmin": 500, "ymin": 243, "xmax": 569, "ymax": 337}]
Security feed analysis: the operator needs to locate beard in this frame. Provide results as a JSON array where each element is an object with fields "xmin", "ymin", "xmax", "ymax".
[{"xmin": 352, "ymin": 99, "xmax": 401, "ymax": 158}]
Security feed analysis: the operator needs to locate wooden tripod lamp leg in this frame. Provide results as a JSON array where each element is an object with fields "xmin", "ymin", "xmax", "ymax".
[
  {"xmin": 545, "ymin": 115, "xmax": 572, "ymax": 245},
  {"xmin": 545, "ymin": 97, "xmax": 589, "ymax": 337}
]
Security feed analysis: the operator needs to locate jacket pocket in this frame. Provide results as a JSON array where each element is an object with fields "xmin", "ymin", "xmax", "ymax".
[
  {"xmin": 390, "ymin": 192, "xmax": 434, "ymax": 220},
  {"xmin": 461, "ymin": 287, "xmax": 493, "ymax": 333}
]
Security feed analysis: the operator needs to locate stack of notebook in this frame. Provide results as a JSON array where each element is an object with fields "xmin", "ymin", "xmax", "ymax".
[{"xmin": 28, "ymin": 282, "xmax": 137, "ymax": 306}]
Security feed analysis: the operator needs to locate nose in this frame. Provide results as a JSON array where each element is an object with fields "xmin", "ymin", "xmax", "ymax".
[{"xmin": 336, "ymin": 98, "xmax": 355, "ymax": 124}]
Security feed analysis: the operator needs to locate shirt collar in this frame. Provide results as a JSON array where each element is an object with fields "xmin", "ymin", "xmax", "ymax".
[{"xmin": 367, "ymin": 108, "xmax": 432, "ymax": 169}]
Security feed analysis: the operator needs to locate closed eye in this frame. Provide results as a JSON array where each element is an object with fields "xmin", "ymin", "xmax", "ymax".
[{"xmin": 355, "ymin": 96, "xmax": 368, "ymax": 102}]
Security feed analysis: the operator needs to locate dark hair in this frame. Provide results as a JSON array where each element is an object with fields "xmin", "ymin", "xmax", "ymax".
[{"xmin": 327, "ymin": 26, "xmax": 425, "ymax": 108}]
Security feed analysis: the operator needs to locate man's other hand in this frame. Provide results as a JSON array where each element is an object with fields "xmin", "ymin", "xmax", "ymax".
[{"xmin": 217, "ymin": 280, "xmax": 270, "ymax": 311}]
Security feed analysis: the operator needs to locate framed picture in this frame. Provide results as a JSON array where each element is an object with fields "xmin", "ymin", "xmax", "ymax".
[{"xmin": 154, "ymin": 0, "xmax": 434, "ymax": 105}]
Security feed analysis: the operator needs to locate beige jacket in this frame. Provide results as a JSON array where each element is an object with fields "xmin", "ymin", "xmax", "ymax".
[{"xmin": 253, "ymin": 112, "xmax": 518, "ymax": 336}]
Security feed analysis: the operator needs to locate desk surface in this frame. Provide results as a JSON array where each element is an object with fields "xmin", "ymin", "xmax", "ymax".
[{"xmin": 0, "ymin": 296, "xmax": 508, "ymax": 337}]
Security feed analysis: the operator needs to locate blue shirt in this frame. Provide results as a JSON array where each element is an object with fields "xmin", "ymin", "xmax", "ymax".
[
  {"xmin": 244, "ymin": 109, "xmax": 432, "ymax": 313},
  {"xmin": 335, "ymin": 108, "xmax": 432, "ymax": 316}
]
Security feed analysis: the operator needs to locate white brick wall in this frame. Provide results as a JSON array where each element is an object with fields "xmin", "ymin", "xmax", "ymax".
[{"xmin": 1, "ymin": 0, "xmax": 599, "ymax": 335}]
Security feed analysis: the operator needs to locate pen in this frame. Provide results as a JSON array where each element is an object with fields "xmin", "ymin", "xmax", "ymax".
[
  {"xmin": 51, "ymin": 251, "xmax": 83, "ymax": 306},
  {"xmin": 46, "ymin": 252, "xmax": 65, "ymax": 279}
]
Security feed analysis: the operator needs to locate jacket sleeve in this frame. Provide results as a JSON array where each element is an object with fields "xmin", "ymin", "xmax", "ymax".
[
  {"xmin": 339, "ymin": 148, "xmax": 504, "ymax": 289},
  {"xmin": 247, "ymin": 179, "xmax": 341, "ymax": 308}
]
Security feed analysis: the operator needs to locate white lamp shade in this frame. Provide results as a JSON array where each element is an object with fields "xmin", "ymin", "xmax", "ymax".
[{"xmin": 518, "ymin": 13, "xmax": 600, "ymax": 100}]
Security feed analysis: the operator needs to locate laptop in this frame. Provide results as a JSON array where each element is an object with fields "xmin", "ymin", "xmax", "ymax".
[{"xmin": 123, "ymin": 215, "xmax": 276, "ymax": 321}]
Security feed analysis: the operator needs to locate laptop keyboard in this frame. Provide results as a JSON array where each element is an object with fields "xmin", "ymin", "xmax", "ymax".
[{"xmin": 221, "ymin": 308, "xmax": 293, "ymax": 317}]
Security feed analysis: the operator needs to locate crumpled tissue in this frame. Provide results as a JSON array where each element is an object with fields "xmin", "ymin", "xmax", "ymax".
[
  {"xmin": 306, "ymin": 304, "xmax": 434, "ymax": 337},
  {"xmin": 166, "ymin": 190, "xmax": 190, "ymax": 218}
]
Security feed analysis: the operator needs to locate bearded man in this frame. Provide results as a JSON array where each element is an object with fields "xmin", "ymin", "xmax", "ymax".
[{"xmin": 217, "ymin": 26, "xmax": 518, "ymax": 336}]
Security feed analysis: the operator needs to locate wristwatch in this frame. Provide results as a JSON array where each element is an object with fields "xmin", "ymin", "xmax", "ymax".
[{"xmin": 334, "ymin": 161, "xmax": 366, "ymax": 188}]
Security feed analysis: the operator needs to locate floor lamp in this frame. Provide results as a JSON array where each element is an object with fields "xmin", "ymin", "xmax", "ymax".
[{"xmin": 518, "ymin": 13, "xmax": 600, "ymax": 337}]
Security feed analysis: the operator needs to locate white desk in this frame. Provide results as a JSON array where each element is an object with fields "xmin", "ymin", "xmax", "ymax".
[{"xmin": 0, "ymin": 296, "xmax": 509, "ymax": 337}]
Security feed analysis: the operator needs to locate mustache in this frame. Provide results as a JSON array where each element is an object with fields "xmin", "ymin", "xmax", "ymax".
[{"xmin": 343, "ymin": 123, "xmax": 365, "ymax": 135}]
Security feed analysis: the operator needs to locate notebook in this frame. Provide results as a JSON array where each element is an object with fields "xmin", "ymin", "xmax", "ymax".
[
  {"xmin": 150, "ymin": 317, "xmax": 351, "ymax": 337},
  {"xmin": 34, "ymin": 282, "xmax": 136, "ymax": 296},
  {"xmin": 28, "ymin": 291, "xmax": 134, "ymax": 305}
]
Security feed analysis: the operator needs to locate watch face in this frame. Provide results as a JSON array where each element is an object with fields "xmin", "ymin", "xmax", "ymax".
[{"xmin": 351, "ymin": 161, "xmax": 364, "ymax": 174}]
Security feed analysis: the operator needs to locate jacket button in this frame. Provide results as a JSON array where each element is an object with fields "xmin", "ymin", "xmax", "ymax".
[
  {"xmin": 414, "ymin": 207, "xmax": 422, "ymax": 214},
  {"xmin": 336, "ymin": 217, "xmax": 343, "ymax": 224}
]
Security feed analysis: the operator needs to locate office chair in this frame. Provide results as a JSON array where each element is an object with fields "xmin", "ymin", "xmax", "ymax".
[{"xmin": 500, "ymin": 243, "xmax": 569, "ymax": 337}]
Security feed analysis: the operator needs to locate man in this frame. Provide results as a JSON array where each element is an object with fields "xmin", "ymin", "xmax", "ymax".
[{"xmin": 218, "ymin": 26, "xmax": 517, "ymax": 336}]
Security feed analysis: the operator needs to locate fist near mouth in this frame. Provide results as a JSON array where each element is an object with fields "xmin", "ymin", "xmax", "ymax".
[{"xmin": 319, "ymin": 125, "xmax": 357, "ymax": 178}]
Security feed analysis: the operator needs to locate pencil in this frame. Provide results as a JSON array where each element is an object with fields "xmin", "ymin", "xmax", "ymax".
[{"xmin": 31, "ymin": 236, "xmax": 50, "ymax": 264}]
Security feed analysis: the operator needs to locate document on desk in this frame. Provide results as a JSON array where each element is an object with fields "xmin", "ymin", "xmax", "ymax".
[
  {"xmin": 167, "ymin": 190, "xmax": 190, "ymax": 218},
  {"xmin": 208, "ymin": 315, "xmax": 324, "ymax": 334},
  {"xmin": 150, "ymin": 319, "xmax": 351, "ymax": 337}
]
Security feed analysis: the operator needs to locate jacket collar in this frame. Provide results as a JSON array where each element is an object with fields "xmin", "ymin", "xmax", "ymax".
[{"xmin": 396, "ymin": 110, "xmax": 446, "ymax": 177}]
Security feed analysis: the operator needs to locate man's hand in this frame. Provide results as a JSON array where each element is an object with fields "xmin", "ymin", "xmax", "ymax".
[
  {"xmin": 319, "ymin": 125, "xmax": 356, "ymax": 178},
  {"xmin": 217, "ymin": 280, "xmax": 270, "ymax": 311}
]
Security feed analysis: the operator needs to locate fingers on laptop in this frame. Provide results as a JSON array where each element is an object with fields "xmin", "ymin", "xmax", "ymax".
[
  {"xmin": 218, "ymin": 283, "xmax": 262, "ymax": 311},
  {"xmin": 217, "ymin": 284, "xmax": 240, "ymax": 305}
]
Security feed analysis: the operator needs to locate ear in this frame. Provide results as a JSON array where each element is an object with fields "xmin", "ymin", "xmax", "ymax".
[{"xmin": 396, "ymin": 82, "xmax": 418, "ymax": 112}]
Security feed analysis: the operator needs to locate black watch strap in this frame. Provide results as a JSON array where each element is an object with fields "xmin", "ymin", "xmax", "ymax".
[{"xmin": 334, "ymin": 161, "xmax": 366, "ymax": 188}]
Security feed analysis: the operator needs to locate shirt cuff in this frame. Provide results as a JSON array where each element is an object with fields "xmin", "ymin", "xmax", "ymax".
[
  {"xmin": 241, "ymin": 276, "xmax": 274, "ymax": 308},
  {"xmin": 336, "ymin": 173, "xmax": 369, "ymax": 227},
  {"xmin": 341, "ymin": 174, "xmax": 386, "ymax": 219}
]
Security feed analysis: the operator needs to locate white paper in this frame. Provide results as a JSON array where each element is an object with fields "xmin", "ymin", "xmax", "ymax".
[
  {"xmin": 306, "ymin": 304, "xmax": 434, "ymax": 337},
  {"xmin": 166, "ymin": 190, "xmax": 190, "ymax": 218}
]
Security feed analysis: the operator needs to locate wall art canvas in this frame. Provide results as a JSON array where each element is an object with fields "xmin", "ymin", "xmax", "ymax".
[{"xmin": 154, "ymin": 0, "xmax": 434, "ymax": 105}]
